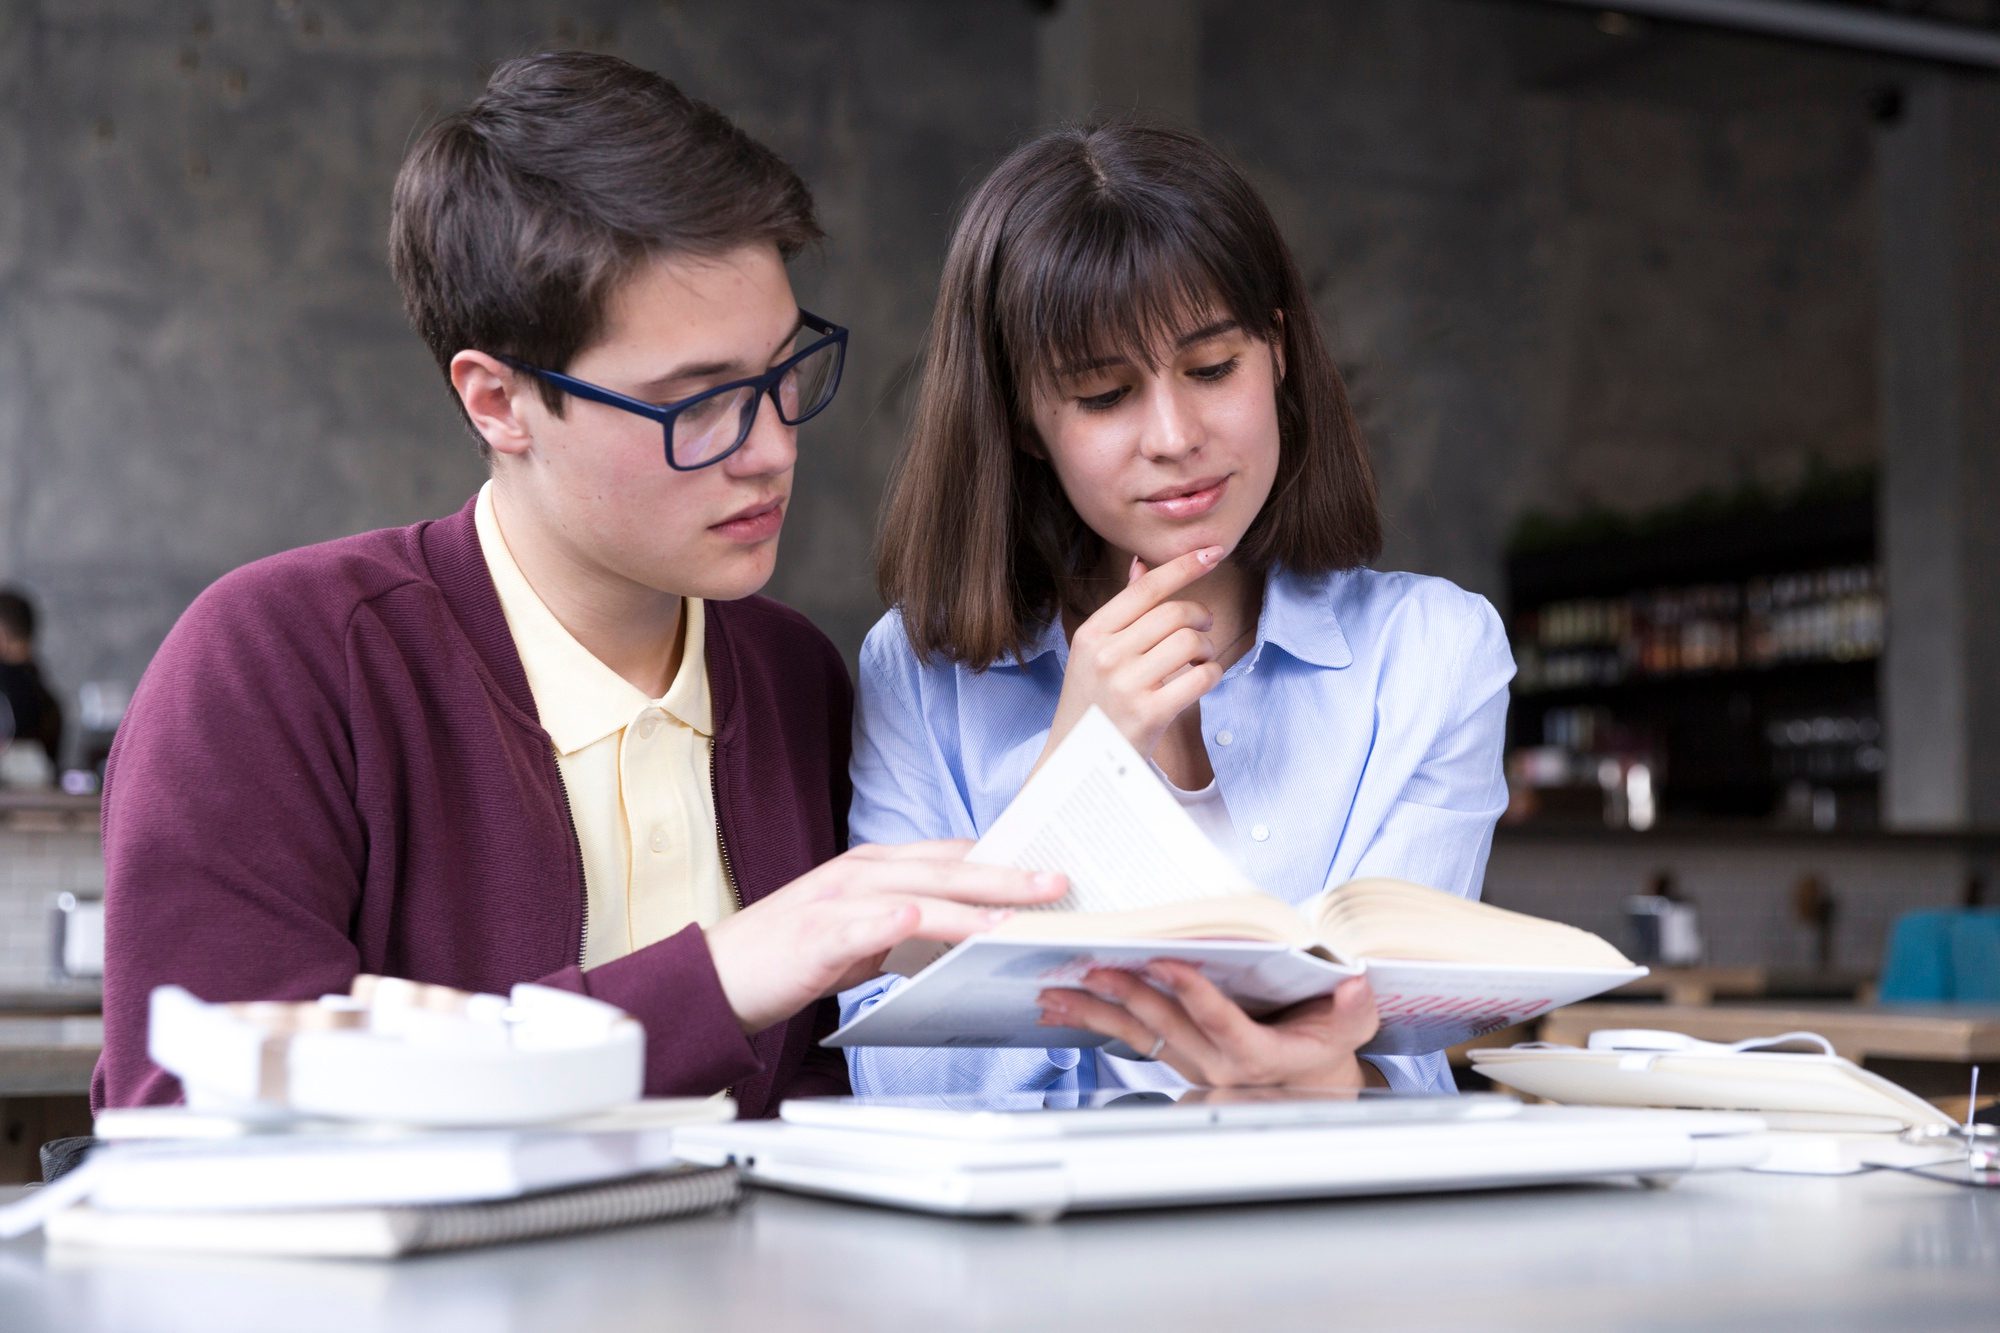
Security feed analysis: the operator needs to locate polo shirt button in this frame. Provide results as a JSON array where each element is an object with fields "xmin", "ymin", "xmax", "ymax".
[
  {"xmin": 1215, "ymin": 729, "xmax": 1234, "ymax": 747},
  {"xmin": 650, "ymin": 828, "xmax": 668, "ymax": 853},
  {"xmin": 637, "ymin": 716, "xmax": 660, "ymax": 740},
  {"xmin": 1250, "ymin": 824, "xmax": 1271, "ymax": 842}
]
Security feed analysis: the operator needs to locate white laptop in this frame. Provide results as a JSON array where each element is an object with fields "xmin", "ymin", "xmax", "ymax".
[{"xmin": 672, "ymin": 1091, "xmax": 1769, "ymax": 1221}]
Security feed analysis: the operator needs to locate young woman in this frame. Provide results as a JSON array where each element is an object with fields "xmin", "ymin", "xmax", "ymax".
[{"xmin": 843, "ymin": 122, "xmax": 1513, "ymax": 1098}]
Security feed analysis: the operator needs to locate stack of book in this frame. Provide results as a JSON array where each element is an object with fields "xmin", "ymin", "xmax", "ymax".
[{"xmin": 1, "ymin": 1099, "xmax": 739, "ymax": 1258}]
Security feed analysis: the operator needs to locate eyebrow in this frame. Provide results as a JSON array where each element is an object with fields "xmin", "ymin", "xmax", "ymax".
[
  {"xmin": 632, "ymin": 312, "xmax": 806, "ymax": 399},
  {"xmin": 1056, "ymin": 319, "xmax": 1243, "ymax": 378}
]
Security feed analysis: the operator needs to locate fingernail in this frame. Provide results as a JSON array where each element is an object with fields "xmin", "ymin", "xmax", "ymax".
[
  {"xmin": 1196, "ymin": 546, "xmax": 1223, "ymax": 566},
  {"xmin": 1033, "ymin": 872, "xmax": 1065, "ymax": 892},
  {"xmin": 982, "ymin": 908, "xmax": 1014, "ymax": 927}
]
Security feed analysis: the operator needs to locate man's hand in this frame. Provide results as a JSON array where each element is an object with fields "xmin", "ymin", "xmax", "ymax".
[
  {"xmin": 1036, "ymin": 546, "xmax": 1226, "ymax": 766},
  {"xmin": 705, "ymin": 840, "xmax": 1066, "ymax": 1034},
  {"xmin": 1037, "ymin": 962, "xmax": 1385, "ymax": 1089}
]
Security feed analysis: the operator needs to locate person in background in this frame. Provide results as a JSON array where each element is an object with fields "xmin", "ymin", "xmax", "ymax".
[
  {"xmin": 94, "ymin": 53, "xmax": 1061, "ymax": 1115},
  {"xmin": 0, "ymin": 586, "xmax": 63, "ymax": 769},
  {"xmin": 845, "ymin": 122, "xmax": 1513, "ymax": 1098}
]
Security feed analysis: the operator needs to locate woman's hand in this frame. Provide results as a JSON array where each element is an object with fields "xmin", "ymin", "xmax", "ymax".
[
  {"xmin": 1036, "ymin": 961, "xmax": 1385, "ymax": 1089},
  {"xmin": 706, "ymin": 841, "xmax": 1067, "ymax": 1034},
  {"xmin": 1037, "ymin": 546, "xmax": 1227, "ymax": 765}
]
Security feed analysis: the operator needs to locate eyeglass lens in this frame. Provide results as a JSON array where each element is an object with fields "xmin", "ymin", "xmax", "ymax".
[{"xmin": 671, "ymin": 336, "xmax": 842, "ymax": 467}]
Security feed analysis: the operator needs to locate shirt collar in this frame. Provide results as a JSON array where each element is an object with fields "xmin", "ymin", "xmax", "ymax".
[
  {"xmin": 474, "ymin": 483, "xmax": 711, "ymax": 754},
  {"xmin": 1250, "ymin": 566, "xmax": 1354, "ymax": 670},
  {"xmin": 992, "ymin": 564, "xmax": 1354, "ymax": 673},
  {"xmin": 1001, "ymin": 614, "xmax": 1071, "ymax": 670}
]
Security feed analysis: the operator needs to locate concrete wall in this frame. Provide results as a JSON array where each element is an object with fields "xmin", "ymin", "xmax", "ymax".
[
  {"xmin": 0, "ymin": 0, "xmax": 1041, "ymax": 738},
  {"xmin": 1203, "ymin": 0, "xmax": 1883, "ymax": 598},
  {"xmin": 0, "ymin": 0, "xmax": 1906, "ymax": 747}
]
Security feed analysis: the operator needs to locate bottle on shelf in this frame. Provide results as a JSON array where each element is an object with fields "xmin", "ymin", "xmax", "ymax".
[{"xmin": 1513, "ymin": 561, "xmax": 1881, "ymax": 694}]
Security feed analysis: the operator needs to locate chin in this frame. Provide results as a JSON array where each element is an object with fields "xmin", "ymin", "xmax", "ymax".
[
  {"xmin": 696, "ymin": 545, "xmax": 782, "ymax": 602},
  {"xmin": 1141, "ymin": 526, "xmax": 1247, "ymax": 568}
]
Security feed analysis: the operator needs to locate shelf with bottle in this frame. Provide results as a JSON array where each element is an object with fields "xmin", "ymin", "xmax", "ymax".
[{"xmin": 1512, "ymin": 562, "xmax": 1883, "ymax": 696}]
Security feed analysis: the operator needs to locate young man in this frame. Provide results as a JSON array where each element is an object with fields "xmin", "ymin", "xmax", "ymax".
[{"xmin": 93, "ymin": 52, "xmax": 1060, "ymax": 1116}]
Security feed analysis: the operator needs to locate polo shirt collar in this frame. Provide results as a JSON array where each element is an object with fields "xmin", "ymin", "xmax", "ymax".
[{"xmin": 473, "ymin": 483, "xmax": 711, "ymax": 755}]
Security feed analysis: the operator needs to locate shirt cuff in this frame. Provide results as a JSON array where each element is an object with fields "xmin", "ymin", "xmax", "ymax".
[{"xmin": 538, "ymin": 924, "xmax": 763, "ymax": 1097}]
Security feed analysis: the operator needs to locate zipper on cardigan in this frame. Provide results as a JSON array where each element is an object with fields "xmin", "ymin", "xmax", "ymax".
[
  {"xmin": 549, "ymin": 757, "xmax": 591, "ymax": 969},
  {"xmin": 709, "ymin": 736, "xmax": 742, "ymax": 1106},
  {"xmin": 709, "ymin": 736, "xmax": 744, "ymax": 914}
]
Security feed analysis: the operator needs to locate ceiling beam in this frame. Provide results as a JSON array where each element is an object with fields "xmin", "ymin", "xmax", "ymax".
[{"xmin": 1540, "ymin": 0, "xmax": 2000, "ymax": 69}]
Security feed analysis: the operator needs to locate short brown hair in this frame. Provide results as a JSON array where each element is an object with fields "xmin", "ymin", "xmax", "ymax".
[
  {"xmin": 876, "ymin": 122, "xmax": 1382, "ymax": 669},
  {"xmin": 390, "ymin": 52, "xmax": 820, "ymax": 439}
]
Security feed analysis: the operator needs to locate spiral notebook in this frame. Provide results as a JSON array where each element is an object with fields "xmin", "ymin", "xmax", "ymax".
[{"xmin": 40, "ymin": 1164, "xmax": 741, "ymax": 1258}]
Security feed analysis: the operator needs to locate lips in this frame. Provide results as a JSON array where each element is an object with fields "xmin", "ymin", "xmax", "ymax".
[
  {"xmin": 1140, "ymin": 475, "xmax": 1230, "ymax": 520},
  {"xmin": 710, "ymin": 497, "xmax": 786, "ymax": 543},
  {"xmin": 1143, "ymin": 475, "xmax": 1230, "ymax": 502}
]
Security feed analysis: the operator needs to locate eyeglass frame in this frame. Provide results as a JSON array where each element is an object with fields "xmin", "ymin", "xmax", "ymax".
[{"xmin": 493, "ymin": 310, "xmax": 848, "ymax": 472}]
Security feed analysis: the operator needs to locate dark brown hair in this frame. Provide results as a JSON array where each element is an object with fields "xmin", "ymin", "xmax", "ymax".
[
  {"xmin": 389, "ymin": 52, "xmax": 820, "ymax": 442},
  {"xmin": 877, "ymin": 121, "xmax": 1382, "ymax": 669}
]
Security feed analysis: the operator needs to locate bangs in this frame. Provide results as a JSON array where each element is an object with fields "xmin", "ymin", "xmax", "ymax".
[{"xmin": 994, "ymin": 201, "xmax": 1275, "ymax": 405}]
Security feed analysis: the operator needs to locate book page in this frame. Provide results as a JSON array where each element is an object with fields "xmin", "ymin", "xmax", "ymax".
[
  {"xmin": 1309, "ymin": 878, "xmax": 1636, "ymax": 970},
  {"xmin": 1358, "ymin": 960, "xmax": 1648, "ymax": 1055},
  {"xmin": 967, "ymin": 707, "xmax": 1259, "ymax": 913}
]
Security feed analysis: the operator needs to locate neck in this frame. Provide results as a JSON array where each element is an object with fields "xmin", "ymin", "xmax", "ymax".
[{"xmin": 490, "ymin": 484, "xmax": 686, "ymax": 699}]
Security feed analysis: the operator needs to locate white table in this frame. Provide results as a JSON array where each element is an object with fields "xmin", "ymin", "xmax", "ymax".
[{"xmin": 1, "ymin": 1168, "xmax": 1994, "ymax": 1332}]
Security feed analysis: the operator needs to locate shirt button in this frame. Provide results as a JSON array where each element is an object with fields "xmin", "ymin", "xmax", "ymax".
[
  {"xmin": 1250, "ymin": 824, "xmax": 1271, "ymax": 842},
  {"xmin": 637, "ymin": 716, "xmax": 661, "ymax": 740},
  {"xmin": 650, "ymin": 828, "xmax": 668, "ymax": 854},
  {"xmin": 1215, "ymin": 729, "xmax": 1234, "ymax": 747}
]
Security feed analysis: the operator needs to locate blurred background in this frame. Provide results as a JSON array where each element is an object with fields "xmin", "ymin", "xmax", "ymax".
[{"xmin": 1, "ymin": 1, "xmax": 1997, "ymax": 1090}]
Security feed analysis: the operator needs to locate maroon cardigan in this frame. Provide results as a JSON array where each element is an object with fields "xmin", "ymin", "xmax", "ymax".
[{"xmin": 93, "ymin": 497, "xmax": 852, "ymax": 1117}]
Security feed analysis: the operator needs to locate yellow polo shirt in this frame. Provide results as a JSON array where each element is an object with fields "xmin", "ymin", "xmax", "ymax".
[{"xmin": 474, "ymin": 483, "xmax": 736, "ymax": 969}]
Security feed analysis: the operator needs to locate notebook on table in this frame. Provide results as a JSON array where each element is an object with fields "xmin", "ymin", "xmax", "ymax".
[
  {"xmin": 1470, "ymin": 1029, "xmax": 1963, "ymax": 1175},
  {"xmin": 0, "ymin": 1098, "xmax": 738, "ymax": 1248},
  {"xmin": 673, "ymin": 1091, "xmax": 1769, "ymax": 1221},
  {"xmin": 40, "ymin": 1164, "xmax": 741, "ymax": 1258}
]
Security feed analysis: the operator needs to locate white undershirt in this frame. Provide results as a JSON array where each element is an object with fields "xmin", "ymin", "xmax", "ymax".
[{"xmin": 1152, "ymin": 762, "xmax": 1245, "ymax": 861}]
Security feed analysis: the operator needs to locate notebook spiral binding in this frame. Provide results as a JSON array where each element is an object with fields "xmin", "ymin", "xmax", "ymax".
[{"xmin": 396, "ymin": 1165, "xmax": 742, "ymax": 1254}]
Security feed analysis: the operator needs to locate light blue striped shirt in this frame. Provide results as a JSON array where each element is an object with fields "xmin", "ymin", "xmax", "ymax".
[{"xmin": 840, "ymin": 565, "xmax": 1515, "ymax": 1097}]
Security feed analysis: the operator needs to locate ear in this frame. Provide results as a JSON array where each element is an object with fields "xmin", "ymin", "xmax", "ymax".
[
  {"xmin": 1270, "ymin": 310, "xmax": 1287, "ymax": 384},
  {"xmin": 1015, "ymin": 423, "xmax": 1049, "ymax": 462},
  {"xmin": 449, "ymin": 351, "xmax": 537, "ymax": 459}
]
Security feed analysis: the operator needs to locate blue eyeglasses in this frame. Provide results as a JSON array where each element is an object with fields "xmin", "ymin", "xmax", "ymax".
[{"xmin": 496, "ymin": 311, "xmax": 848, "ymax": 471}]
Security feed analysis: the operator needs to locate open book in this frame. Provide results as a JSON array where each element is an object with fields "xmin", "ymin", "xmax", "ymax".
[{"xmin": 829, "ymin": 707, "xmax": 1645, "ymax": 1057}]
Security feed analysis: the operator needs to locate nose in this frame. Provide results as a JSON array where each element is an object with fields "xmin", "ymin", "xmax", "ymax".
[
  {"xmin": 723, "ymin": 388, "xmax": 797, "ymax": 479},
  {"xmin": 1139, "ymin": 379, "xmax": 1205, "ymax": 463}
]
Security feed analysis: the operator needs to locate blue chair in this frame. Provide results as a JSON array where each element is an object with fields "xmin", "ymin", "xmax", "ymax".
[{"xmin": 1878, "ymin": 909, "xmax": 2000, "ymax": 1003}]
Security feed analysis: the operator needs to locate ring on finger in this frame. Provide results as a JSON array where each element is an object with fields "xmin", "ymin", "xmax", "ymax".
[{"xmin": 1145, "ymin": 1034, "xmax": 1167, "ymax": 1061}]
